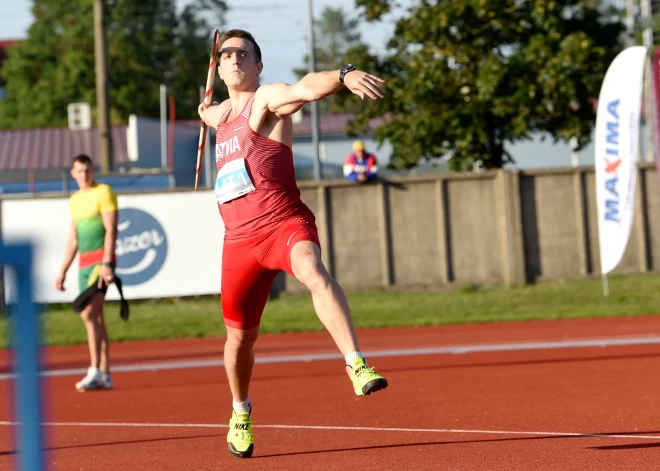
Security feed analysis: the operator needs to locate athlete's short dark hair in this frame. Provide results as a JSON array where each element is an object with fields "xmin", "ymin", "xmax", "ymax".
[
  {"xmin": 72, "ymin": 154, "xmax": 93, "ymax": 167},
  {"xmin": 218, "ymin": 29, "xmax": 262, "ymax": 63}
]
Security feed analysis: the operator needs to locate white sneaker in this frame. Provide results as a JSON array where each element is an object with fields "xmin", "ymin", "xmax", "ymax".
[
  {"xmin": 75, "ymin": 367, "xmax": 110, "ymax": 392},
  {"xmin": 100, "ymin": 372, "xmax": 113, "ymax": 390}
]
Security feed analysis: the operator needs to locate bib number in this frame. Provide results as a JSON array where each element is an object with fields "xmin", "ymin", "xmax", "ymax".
[{"xmin": 214, "ymin": 158, "xmax": 256, "ymax": 204}]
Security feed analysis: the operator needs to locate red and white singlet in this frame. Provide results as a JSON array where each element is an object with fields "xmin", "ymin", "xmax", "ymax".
[{"xmin": 214, "ymin": 94, "xmax": 312, "ymax": 240}]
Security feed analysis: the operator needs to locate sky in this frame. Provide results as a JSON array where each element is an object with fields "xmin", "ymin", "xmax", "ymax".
[{"xmin": 0, "ymin": 0, "xmax": 407, "ymax": 84}]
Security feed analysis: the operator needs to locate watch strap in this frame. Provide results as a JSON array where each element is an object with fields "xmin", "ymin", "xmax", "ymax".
[{"xmin": 339, "ymin": 64, "xmax": 356, "ymax": 84}]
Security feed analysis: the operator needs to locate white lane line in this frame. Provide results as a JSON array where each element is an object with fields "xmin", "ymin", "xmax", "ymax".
[
  {"xmin": 3, "ymin": 335, "xmax": 660, "ymax": 380},
  {"xmin": 0, "ymin": 421, "xmax": 658, "ymax": 441}
]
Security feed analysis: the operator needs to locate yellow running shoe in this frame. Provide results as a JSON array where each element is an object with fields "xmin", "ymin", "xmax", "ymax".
[
  {"xmin": 346, "ymin": 357, "xmax": 388, "ymax": 396},
  {"xmin": 227, "ymin": 410, "xmax": 254, "ymax": 459}
]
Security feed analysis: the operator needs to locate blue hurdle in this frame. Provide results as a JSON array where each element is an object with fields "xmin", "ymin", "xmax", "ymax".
[{"xmin": 1, "ymin": 242, "xmax": 45, "ymax": 471}]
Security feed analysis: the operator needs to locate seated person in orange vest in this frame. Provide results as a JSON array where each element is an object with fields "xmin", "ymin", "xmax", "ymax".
[{"xmin": 343, "ymin": 140, "xmax": 378, "ymax": 183}]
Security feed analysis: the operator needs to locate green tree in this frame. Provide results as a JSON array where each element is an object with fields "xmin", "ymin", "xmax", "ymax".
[
  {"xmin": 295, "ymin": 6, "xmax": 370, "ymax": 114},
  {"xmin": 0, "ymin": 0, "xmax": 227, "ymax": 129},
  {"xmin": 650, "ymin": 1, "xmax": 660, "ymax": 45},
  {"xmin": 352, "ymin": 0, "xmax": 625, "ymax": 171}
]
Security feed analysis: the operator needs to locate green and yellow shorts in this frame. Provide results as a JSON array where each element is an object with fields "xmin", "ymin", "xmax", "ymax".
[{"xmin": 78, "ymin": 264, "xmax": 103, "ymax": 293}]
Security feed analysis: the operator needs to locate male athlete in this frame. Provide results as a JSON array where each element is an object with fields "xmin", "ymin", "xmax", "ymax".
[
  {"xmin": 55, "ymin": 154, "xmax": 118, "ymax": 392},
  {"xmin": 198, "ymin": 29, "xmax": 389, "ymax": 459}
]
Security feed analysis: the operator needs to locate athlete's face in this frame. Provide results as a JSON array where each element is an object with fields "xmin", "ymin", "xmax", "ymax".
[
  {"xmin": 71, "ymin": 161, "xmax": 94, "ymax": 189},
  {"xmin": 218, "ymin": 37, "xmax": 262, "ymax": 90}
]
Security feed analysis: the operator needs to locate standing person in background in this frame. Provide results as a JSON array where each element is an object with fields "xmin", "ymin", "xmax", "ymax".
[
  {"xmin": 198, "ymin": 29, "xmax": 388, "ymax": 460},
  {"xmin": 343, "ymin": 140, "xmax": 378, "ymax": 183},
  {"xmin": 55, "ymin": 154, "xmax": 118, "ymax": 392}
]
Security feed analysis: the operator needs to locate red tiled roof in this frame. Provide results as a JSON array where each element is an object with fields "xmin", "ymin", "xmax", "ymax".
[
  {"xmin": 0, "ymin": 126, "xmax": 129, "ymax": 171},
  {"xmin": 292, "ymin": 112, "xmax": 384, "ymax": 136},
  {"xmin": 0, "ymin": 40, "xmax": 20, "ymax": 49},
  {"xmin": 178, "ymin": 112, "xmax": 383, "ymax": 137}
]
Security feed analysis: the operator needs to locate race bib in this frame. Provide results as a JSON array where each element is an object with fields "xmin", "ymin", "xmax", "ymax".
[{"xmin": 214, "ymin": 158, "xmax": 256, "ymax": 204}]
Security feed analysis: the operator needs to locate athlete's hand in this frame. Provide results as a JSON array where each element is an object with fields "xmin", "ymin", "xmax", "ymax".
[
  {"xmin": 98, "ymin": 265, "xmax": 114, "ymax": 288},
  {"xmin": 198, "ymin": 102, "xmax": 211, "ymax": 120},
  {"xmin": 343, "ymin": 71, "xmax": 385, "ymax": 100},
  {"xmin": 55, "ymin": 271, "xmax": 66, "ymax": 291}
]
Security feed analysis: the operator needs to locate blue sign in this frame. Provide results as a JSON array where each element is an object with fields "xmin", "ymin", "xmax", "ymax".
[{"xmin": 115, "ymin": 208, "xmax": 168, "ymax": 285}]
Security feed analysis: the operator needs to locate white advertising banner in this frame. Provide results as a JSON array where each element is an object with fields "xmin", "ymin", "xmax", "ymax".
[
  {"xmin": 595, "ymin": 46, "xmax": 646, "ymax": 275},
  {"xmin": 2, "ymin": 191, "xmax": 224, "ymax": 303}
]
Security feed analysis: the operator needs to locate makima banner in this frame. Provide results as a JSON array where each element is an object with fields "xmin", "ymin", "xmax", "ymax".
[{"xmin": 595, "ymin": 46, "xmax": 646, "ymax": 293}]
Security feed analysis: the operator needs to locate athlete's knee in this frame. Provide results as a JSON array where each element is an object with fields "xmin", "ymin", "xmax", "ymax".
[
  {"xmin": 291, "ymin": 246, "xmax": 330, "ymax": 291},
  {"xmin": 296, "ymin": 257, "xmax": 332, "ymax": 291},
  {"xmin": 80, "ymin": 306, "xmax": 99, "ymax": 324},
  {"xmin": 226, "ymin": 325, "xmax": 260, "ymax": 349},
  {"xmin": 81, "ymin": 294, "xmax": 105, "ymax": 324},
  {"xmin": 302, "ymin": 267, "xmax": 332, "ymax": 294}
]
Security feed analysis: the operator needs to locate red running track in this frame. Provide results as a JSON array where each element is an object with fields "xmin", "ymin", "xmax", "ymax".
[{"xmin": 3, "ymin": 315, "xmax": 660, "ymax": 470}]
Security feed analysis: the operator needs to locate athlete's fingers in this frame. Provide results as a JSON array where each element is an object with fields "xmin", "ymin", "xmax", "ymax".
[
  {"xmin": 362, "ymin": 86, "xmax": 381, "ymax": 100},
  {"xmin": 365, "ymin": 74, "xmax": 385, "ymax": 84},
  {"xmin": 353, "ymin": 77, "xmax": 384, "ymax": 100},
  {"xmin": 363, "ymin": 77, "xmax": 385, "ymax": 97},
  {"xmin": 360, "ymin": 82, "xmax": 383, "ymax": 100},
  {"xmin": 350, "ymin": 83, "xmax": 369, "ymax": 100}
]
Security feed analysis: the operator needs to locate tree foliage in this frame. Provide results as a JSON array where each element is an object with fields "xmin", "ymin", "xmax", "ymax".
[
  {"xmin": 352, "ymin": 0, "xmax": 625, "ymax": 170},
  {"xmin": 0, "ymin": 0, "xmax": 227, "ymax": 129},
  {"xmin": 295, "ymin": 6, "xmax": 371, "ymax": 114}
]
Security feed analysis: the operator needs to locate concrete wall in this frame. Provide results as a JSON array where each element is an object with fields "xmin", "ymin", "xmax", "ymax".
[
  {"xmin": 5, "ymin": 163, "xmax": 657, "ymax": 297},
  {"xmin": 278, "ymin": 163, "xmax": 660, "ymax": 293}
]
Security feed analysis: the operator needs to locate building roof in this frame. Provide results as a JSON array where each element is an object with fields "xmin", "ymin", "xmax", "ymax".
[
  {"xmin": 292, "ymin": 112, "xmax": 384, "ymax": 137},
  {"xmin": 0, "ymin": 126, "xmax": 130, "ymax": 172},
  {"xmin": 0, "ymin": 40, "xmax": 21, "ymax": 49},
  {"xmin": 0, "ymin": 111, "xmax": 384, "ymax": 172}
]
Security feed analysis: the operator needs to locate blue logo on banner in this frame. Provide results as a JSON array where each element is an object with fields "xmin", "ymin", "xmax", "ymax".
[
  {"xmin": 115, "ymin": 208, "xmax": 168, "ymax": 286},
  {"xmin": 601, "ymin": 99, "xmax": 621, "ymax": 223}
]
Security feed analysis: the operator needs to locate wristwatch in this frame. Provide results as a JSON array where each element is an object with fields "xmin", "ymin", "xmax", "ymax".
[
  {"xmin": 102, "ymin": 261, "xmax": 113, "ymax": 268},
  {"xmin": 339, "ymin": 64, "xmax": 356, "ymax": 84}
]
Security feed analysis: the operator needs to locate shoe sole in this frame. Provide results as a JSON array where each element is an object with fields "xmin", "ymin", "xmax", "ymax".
[
  {"xmin": 76, "ymin": 384, "xmax": 113, "ymax": 392},
  {"xmin": 362, "ymin": 378, "xmax": 389, "ymax": 396},
  {"xmin": 228, "ymin": 443, "xmax": 254, "ymax": 459}
]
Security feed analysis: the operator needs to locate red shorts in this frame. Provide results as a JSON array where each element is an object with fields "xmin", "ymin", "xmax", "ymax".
[{"xmin": 221, "ymin": 214, "xmax": 320, "ymax": 330}]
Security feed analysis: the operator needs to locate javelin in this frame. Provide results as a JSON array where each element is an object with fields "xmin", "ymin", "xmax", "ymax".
[{"xmin": 195, "ymin": 29, "xmax": 220, "ymax": 192}]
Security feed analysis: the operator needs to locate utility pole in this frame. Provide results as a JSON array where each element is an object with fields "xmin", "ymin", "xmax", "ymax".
[
  {"xmin": 307, "ymin": 0, "xmax": 323, "ymax": 180},
  {"xmin": 160, "ymin": 84, "xmax": 167, "ymax": 169},
  {"xmin": 641, "ymin": 0, "xmax": 655, "ymax": 162},
  {"xmin": 94, "ymin": 0, "xmax": 112, "ymax": 173},
  {"xmin": 627, "ymin": 0, "xmax": 636, "ymax": 47}
]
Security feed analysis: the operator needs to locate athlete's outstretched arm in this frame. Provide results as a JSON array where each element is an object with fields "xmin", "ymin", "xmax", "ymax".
[{"xmin": 258, "ymin": 69, "xmax": 385, "ymax": 118}]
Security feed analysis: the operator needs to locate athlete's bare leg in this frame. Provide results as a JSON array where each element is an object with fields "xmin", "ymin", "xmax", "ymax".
[
  {"xmin": 224, "ymin": 325, "xmax": 260, "ymax": 402},
  {"xmin": 97, "ymin": 305, "xmax": 110, "ymax": 373},
  {"xmin": 290, "ymin": 241, "xmax": 360, "ymax": 356},
  {"xmin": 80, "ymin": 292, "xmax": 108, "ymax": 370}
]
